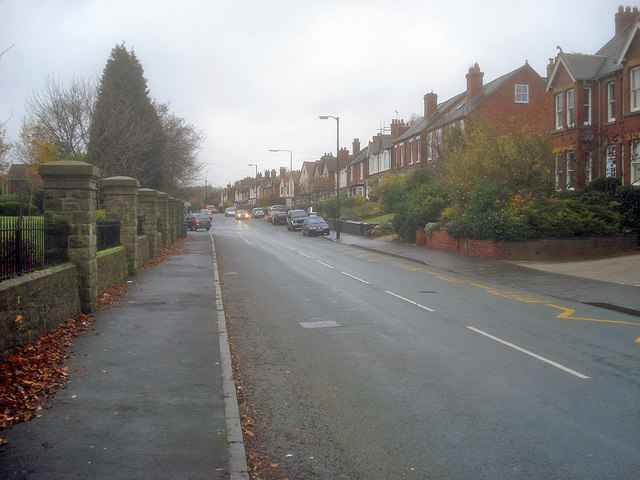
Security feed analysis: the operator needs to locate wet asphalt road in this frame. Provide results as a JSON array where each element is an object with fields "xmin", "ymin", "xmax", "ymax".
[{"xmin": 214, "ymin": 215, "xmax": 640, "ymax": 479}]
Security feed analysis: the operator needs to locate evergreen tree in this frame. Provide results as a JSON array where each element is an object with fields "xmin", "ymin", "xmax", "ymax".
[{"xmin": 88, "ymin": 43, "xmax": 166, "ymax": 189}]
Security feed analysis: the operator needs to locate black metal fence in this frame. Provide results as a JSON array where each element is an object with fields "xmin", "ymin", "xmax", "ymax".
[
  {"xmin": 0, "ymin": 217, "xmax": 70, "ymax": 281},
  {"xmin": 97, "ymin": 221, "xmax": 121, "ymax": 250}
]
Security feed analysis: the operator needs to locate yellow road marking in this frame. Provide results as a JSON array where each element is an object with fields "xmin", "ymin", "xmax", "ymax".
[{"xmin": 547, "ymin": 304, "xmax": 640, "ymax": 326}]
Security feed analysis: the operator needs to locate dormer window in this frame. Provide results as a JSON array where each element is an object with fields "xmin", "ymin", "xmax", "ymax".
[{"xmin": 515, "ymin": 84, "xmax": 529, "ymax": 103}]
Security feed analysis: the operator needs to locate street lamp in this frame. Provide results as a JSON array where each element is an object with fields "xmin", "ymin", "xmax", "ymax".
[
  {"xmin": 248, "ymin": 163, "xmax": 258, "ymax": 205},
  {"xmin": 269, "ymin": 149, "xmax": 293, "ymax": 206},
  {"xmin": 319, "ymin": 115, "xmax": 340, "ymax": 239}
]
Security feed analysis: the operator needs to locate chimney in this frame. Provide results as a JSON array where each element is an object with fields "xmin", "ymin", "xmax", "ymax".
[
  {"xmin": 279, "ymin": 167, "xmax": 286, "ymax": 178},
  {"xmin": 271, "ymin": 169, "xmax": 276, "ymax": 179},
  {"xmin": 547, "ymin": 58, "xmax": 555, "ymax": 79},
  {"xmin": 352, "ymin": 138, "xmax": 361, "ymax": 155},
  {"xmin": 615, "ymin": 5, "xmax": 640, "ymax": 34},
  {"xmin": 466, "ymin": 62, "xmax": 484, "ymax": 102},
  {"xmin": 424, "ymin": 91, "xmax": 438, "ymax": 119}
]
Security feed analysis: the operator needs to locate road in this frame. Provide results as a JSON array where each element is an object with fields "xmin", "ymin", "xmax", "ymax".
[{"xmin": 211, "ymin": 214, "xmax": 639, "ymax": 479}]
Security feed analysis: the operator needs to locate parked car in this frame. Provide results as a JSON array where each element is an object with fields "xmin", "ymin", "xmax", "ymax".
[
  {"xmin": 235, "ymin": 209, "xmax": 250, "ymax": 220},
  {"xmin": 267, "ymin": 205, "xmax": 285, "ymax": 223},
  {"xmin": 252, "ymin": 207, "xmax": 265, "ymax": 218},
  {"xmin": 184, "ymin": 213, "xmax": 211, "ymax": 231},
  {"xmin": 206, "ymin": 205, "xmax": 218, "ymax": 214},
  {"xmin": 301, "ymin": 216, "xmax": 330, "ymax": 236},
  {"xmin": 225, "ymin": 207, "xmax": 237, "ymax": 217},
  {"xmin": 286, "ymin": 209, "xmax": 308, "ymax": 231},
  {"xmin": 272, "ymin": 210, "xmax": 287, "ymax": 225},
  {"xmin": 200, "ymin": 208, "xmax": 212, "ymax": 218}
]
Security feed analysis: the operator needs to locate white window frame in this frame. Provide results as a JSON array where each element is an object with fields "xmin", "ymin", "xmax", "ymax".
[
  {"xmin": 606, "ymin": 145, "xmax": 617, "ymax": 178},
  {"xmin": 584, "ymin": 152, "xmax": 593, "ymax": 185},
  {"xmin": 409, "ymin": 138, "xmax": 414, "ymax": 165},
  {"xmin": 607, "ymin": 82, "xmax": 616, "ymax": 122},
  {"xmin": 515, "ymin": 84, "xmax": 529, "ymax": 103},
  {"xmin": 555, "ymin": 154, "xmax": 564, "ymax": 190},
  {"xmin": 631, "ymin": 67, "xmax": 640, "ymax": 112},
  {"xmin": 566, "ymin": 151, "xmax": 575, "ymax": 190},
  {"xmin": 555, "ymin": 93, "xmax": 564, "ymax": 129},
  {"xmin": 583, "ymin": 87, "xmax": 592, "ymax": 126},
  {"xmin": 566, "ymin": 89, "xmax": 575, "ymax": 127},
  {"xmin": 631, "ymin": 141, "xmax": 640, "ymax": 185},
  {"xmin": 359, "ymin": 163, "xmax": 364, "ymax": 180}
]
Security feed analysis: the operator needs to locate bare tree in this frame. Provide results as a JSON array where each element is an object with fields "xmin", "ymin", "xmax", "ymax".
[
  {"xmin": 23, "ymin": 74, "xmax": 96, "ymax": 160},
  {"xmin": 0, "ymin": 121, "xmax": 10, "ymax": 175},
  {"xmin": 155, "ymin": 102, "xmax": 205, "ymax": 194}
]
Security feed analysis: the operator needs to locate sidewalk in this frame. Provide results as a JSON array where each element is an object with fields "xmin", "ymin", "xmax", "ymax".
[
  {"xmin": 0, "ymin": 233, "xmax": 247, "ymax": 479},
  {"xmin": 327, "ymin": 232, "xmax": 640, "ymax": 316}
]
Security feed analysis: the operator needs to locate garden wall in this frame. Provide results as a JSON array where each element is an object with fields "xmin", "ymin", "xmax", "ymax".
[
  {"xmin": 416, "ymin": 229, "xmax": 638, "ymax": 261},
  {"xmin": 97, "ymin": 246, "xmax": 128, "ymax": 295},
  {"xmin": 0, "ymin": 263, "xmax": 81, "ymax": 355}
]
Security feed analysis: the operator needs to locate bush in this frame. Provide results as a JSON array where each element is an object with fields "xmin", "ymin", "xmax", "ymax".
[
  {"xmin": 365, "ymin": 221, "xmax": 396, "ymax": 238},
  {"xmin": 0, "ymin": 202, "xmax": 22, "ymax": 216},
  {"xmin": 616, "ymin": 185, "xmax": 640, "ymax": 228},
  {"xmin": 521, "ymin": 197, "xmax": 620, "ymax": 238}
]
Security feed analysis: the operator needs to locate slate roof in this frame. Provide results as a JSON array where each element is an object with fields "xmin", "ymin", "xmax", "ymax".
[
  {"xmin": 397, "ymin": 63, "xmax": 536, "ymax": 142},
  {"xmin": 549, "ymin": 19, "xmax": 638, "ymax": 86},
  {"xmin": 369, "ymin": 136, "xmax": 395, "ymax": 155}
]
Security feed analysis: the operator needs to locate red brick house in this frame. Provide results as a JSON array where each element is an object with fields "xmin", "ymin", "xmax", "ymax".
[
  {"xmin": 547, "ymin": 5, "xmax": 640, "ymax": 189},
  {"xmin": 393, "ymin": 61, "xmax": 551, "ymax": 172}
]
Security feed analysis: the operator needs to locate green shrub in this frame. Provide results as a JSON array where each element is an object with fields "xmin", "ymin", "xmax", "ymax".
[
  {"xmin": 616, "ymin": 185, "xmax": 640, "ymax": 228},
  {"xmin": 0, "ymin": 202, "xmax": 22, "ymax": 216},
  {"xmin": 521, "ymin": 197, "xmax": 620, "ymax": 238},
  {"xmin": 365, "ymin": 221, "xmax": 396, "ymax": 238}
]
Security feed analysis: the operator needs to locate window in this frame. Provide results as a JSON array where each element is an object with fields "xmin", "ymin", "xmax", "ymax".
[
  {"xmin": 555, "ymin": 154, "xmax": 564, "ymax": 190},
  {"xmin": 631, "ymin": 141, "xmax": 640, "ymax": 185},
  {"xmin": 566, "ymin": 89, "xmax": 575, "ymax": 127},
  {"xmin": 607, "ymin": 82, "xmax": 616, "ymax": 121},
  {"xmin": 631, "ymin": 67, "xmax": 640, "ymax": 112},
  {"xmin": 566, "ymin": 152, "xmax": 575, "ymax": 189},
  {"xmin": 515, "ymin": 84, "xmax": 529, "ymax": 103},
  {"xmin": 584, "ymin": 152, "xmax": 593, "ymax": 185},
  {"xmin": 583, "ymin": 87, "xmax": 591, "ymax": 126},
  {"xmin": 555, "ymin": 93, "xmax": 564, "ymax": 129},
  {"xmin": 359, "ymin": 164, "xmax": 363, "ymax": 180},
  {"xmin": 399, "ymin": 143, "xmax": 404, "ymax": 166},
  {"xmin": 607, "ymin": 145, "xmax": 616, "ymax": 178},
  {"xmin": 409, "ymin": 139, "xmax": 414, "ymax": 165}
]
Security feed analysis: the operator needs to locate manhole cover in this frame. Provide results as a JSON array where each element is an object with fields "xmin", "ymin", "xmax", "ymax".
[{"xmin": 299, "ymin": 321, "xmax": 343, "ymax": 329}]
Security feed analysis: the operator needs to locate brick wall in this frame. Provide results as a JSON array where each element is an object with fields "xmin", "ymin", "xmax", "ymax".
[{"xmin": 418, "ymin": 229, "xmax": 637, "ymax": 260}]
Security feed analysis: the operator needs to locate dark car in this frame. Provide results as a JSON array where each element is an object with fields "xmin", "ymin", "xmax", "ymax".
[
  {"xmin": 286, "ymin": 209, "xmax": 308, "ymax": 231},
  {"xmin": 301, "ymin": 216, "xmax": 330, "ymax": 236},
  {"xmin": 184, "ymin": 213, "xmax": 211, "ymax": 231},
  {"xmin": 252, "ymin": 207, "xmax": 265, "ymax": 218},
  {"xmin": 272, "ymin": 210, "xmax": 287, "ymax": 226}
]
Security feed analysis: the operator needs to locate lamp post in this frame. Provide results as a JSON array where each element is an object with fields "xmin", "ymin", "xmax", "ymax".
[
  {"xmin": 269, "ymin": 149, "xmax": 293, "ymax": 207},
  {"xmin": 319, "ymin": 115, "xmax": 340, "ymax": 239},
  {"xmin": 248, "ymin": 163, "xmax": 258, "ymax": 205}
]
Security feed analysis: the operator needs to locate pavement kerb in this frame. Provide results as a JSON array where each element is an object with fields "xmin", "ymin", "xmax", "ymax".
[
  {"xmin": 322, "ymin": 235, "xmax": 640, "ymax": 317},
  {"xmin": 209, "ymin": 233, "xmax": 250, "ymax": 480}
]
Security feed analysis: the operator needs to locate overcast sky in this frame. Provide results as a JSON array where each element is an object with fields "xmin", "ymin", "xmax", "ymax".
[{"xmin": 1, "ymin": 0, "xmax": 628, "ymax": 187}]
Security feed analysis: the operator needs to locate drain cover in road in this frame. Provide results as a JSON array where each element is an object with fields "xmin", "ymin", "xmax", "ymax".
[{"xmin": 299, "ymin": 320, "xmax": 343, "ymax": 329}]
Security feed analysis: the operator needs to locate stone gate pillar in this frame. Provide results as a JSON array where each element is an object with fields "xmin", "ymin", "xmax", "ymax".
[
  {"xmin": 39, "ymin": 160, "xmax": 101, "ymax": 314},
  {"xmin": 137, "ymin": 188, "xmax": 158, "ymax": 256},
  {"xmin": 102, "ymin": 176, "xmax": 140, "ymax": 276},
  {"xmin": 157, "ymin": 192, "xmax": 169, "ymax": 248}
]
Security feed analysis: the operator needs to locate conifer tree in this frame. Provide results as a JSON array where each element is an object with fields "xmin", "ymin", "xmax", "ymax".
[{"xmin": 88, "ymin": 44, "xmax": 166, "ymax": 189}]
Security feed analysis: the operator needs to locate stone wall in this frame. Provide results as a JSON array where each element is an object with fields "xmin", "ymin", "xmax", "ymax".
[
  {"xmin": 0, "ymin": 264, "xmax": 81, "ymax": 356},
  {"xmin": 0, "ymin": 161, "xmax": 186, "ymax": 359},
  {"xmin": 96, "ymin": 247, "xmax": 128, "ymax": 296},
  {"xmin": 416, "ymin": 228, "xmax": 638, "ymax": 260}
]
